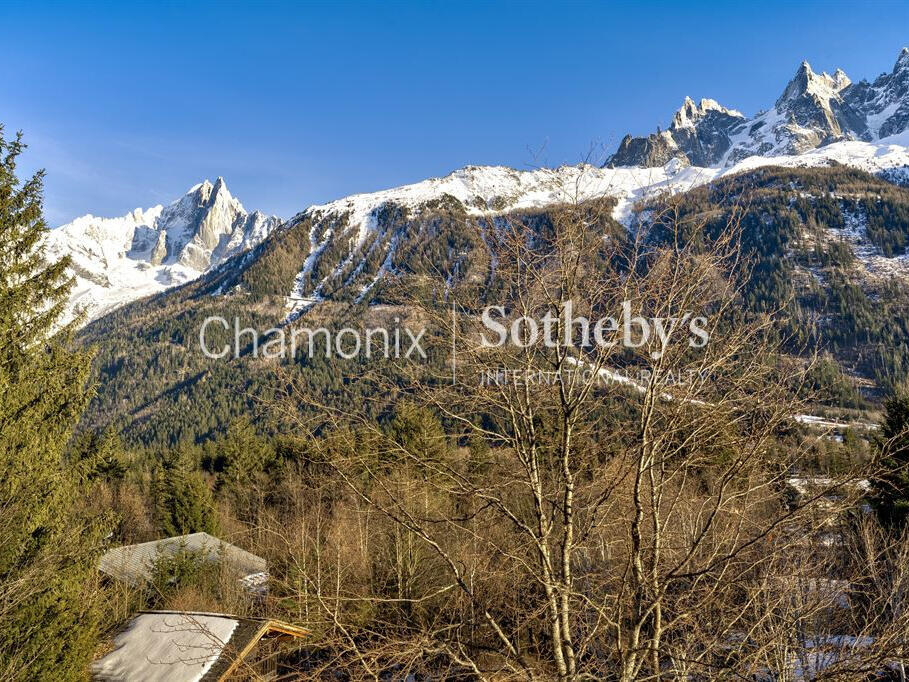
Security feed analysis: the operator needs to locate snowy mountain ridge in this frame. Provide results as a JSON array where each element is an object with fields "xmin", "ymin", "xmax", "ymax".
[
  {"xmin": 52, "ymin": 130, "xmax": 909, "ymax": 328},
  {"xmin": 279, "ymin": 130, "xmax": 909, "ymax": 319},
  {"xmin": 608, "ymin": 48, "xmax": 909, "ymax": 168},
  {"xmin": 47, "ymin": 178, "xmax": 280, "ymax": 325}
]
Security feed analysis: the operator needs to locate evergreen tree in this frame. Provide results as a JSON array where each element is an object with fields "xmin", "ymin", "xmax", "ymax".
[
  {"xmin": 0, "ymin": 126, "xmax": 106, "ymax": 680},
  {"xmin": 217, "ymin": 417, "xmax": 274, "ymax": 491},
  {"xmin": 69, "ymin": 427, "xmax": 128, "ymax": 482},
  {"xmin": 212, "ymin": 417, "xmax": 274, "ymax": 522},
  {"xmin": 386, "ymin": 401, "xmax": 448, "ymax": 470},
  {"xmin": 154, "ymin": 445, "xmax": 219, "ymax": 536},
  {"xmin": 872, "ymin": 391, "xmax": 909, "ymax": 528}
]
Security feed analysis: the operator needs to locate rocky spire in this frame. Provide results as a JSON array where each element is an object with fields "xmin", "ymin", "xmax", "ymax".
[
  {"xmin": 671, "ymin": 97, "xmax": 743, "ymax": 130},
  {"xmin": 896, "ymin": 46, "xmax": 909, "ymax": 71}
]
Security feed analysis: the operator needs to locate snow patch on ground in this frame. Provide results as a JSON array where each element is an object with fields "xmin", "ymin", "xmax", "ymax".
[{"xmin": 822, "ymin": 206, "xmax": 909, "ymax": 280}]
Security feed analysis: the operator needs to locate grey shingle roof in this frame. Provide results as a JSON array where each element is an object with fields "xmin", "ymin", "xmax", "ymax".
[{"xmin": 98, "ymin": 532, "xmax": 267, "ymax": 586}]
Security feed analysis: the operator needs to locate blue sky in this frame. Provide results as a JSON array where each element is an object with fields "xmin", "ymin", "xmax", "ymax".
[{"xmin": 2, "ymin": 1, "xmax": 908, "ymax": 225}]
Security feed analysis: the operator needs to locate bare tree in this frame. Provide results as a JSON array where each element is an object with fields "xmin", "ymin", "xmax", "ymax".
[{"xmin": 269, "ymin": 174, "xmax": 888, "ymax": 680}]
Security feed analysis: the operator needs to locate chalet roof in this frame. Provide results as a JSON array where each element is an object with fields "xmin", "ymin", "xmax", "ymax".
[
  {"xmin": 98, "ymin": 532, "xmax": 267, "ymax": 587},
  {"xmin": 92, "ymin": 610, "xmax": 307, "ymax": 682}
]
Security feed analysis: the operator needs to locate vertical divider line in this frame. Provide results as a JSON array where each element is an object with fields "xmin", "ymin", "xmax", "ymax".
[{"xmin": 451, "ymin": 298, "xmax": 456, "ymax": 385}]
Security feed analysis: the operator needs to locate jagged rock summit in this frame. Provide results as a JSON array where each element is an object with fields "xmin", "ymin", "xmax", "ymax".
[
  {"xmin": 607, "ymin": 47, "xmax": 909, "ymax": 168},
  {"xmin": 46, "ymin": 178, "xmax": 280, "ymax": 325},
  {"xmin": 847, "ymin": 46, "xmax": 909, "ymax": 139}
]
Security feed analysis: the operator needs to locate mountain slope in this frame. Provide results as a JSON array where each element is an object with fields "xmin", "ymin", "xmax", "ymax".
[
  {"xmin": 190, "ymin": 132, "xmax": 909, "ymax": 322},
  {"xmin": 75, "ymin": 162, "xmax": 909, "ymax": 446},
  {"xmin": 608, "ymin": 48, "xmax": 909, "ymax": 168},
  {"xmin": 45, "ymin": 178, "xmax": 280, "ymax": 325},
  {"xmin": 52, "ymin": 46, "xmax": 909, "ymax": 445}
]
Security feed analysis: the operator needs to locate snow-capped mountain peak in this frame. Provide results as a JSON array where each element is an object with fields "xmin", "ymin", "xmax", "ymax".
[
  {"xmin": 608, "ymin": 96, "xmax": 745, "ymax": 168},
  {"xmin": 47, "ymin": 179, "xmax": 280, "ymax": 325},
  {"xmin": 846, "ymin": 48, "xmax": 909, "ymax": 140}
]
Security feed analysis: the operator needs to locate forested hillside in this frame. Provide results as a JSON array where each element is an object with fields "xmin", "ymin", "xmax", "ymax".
[
  {"xmin": 644, "ymin": 166, "xmax": 909, "ymax": 392},
  {"xmin": 78, "ymin": 165, "xmax": 909, "ymax": 447}
]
